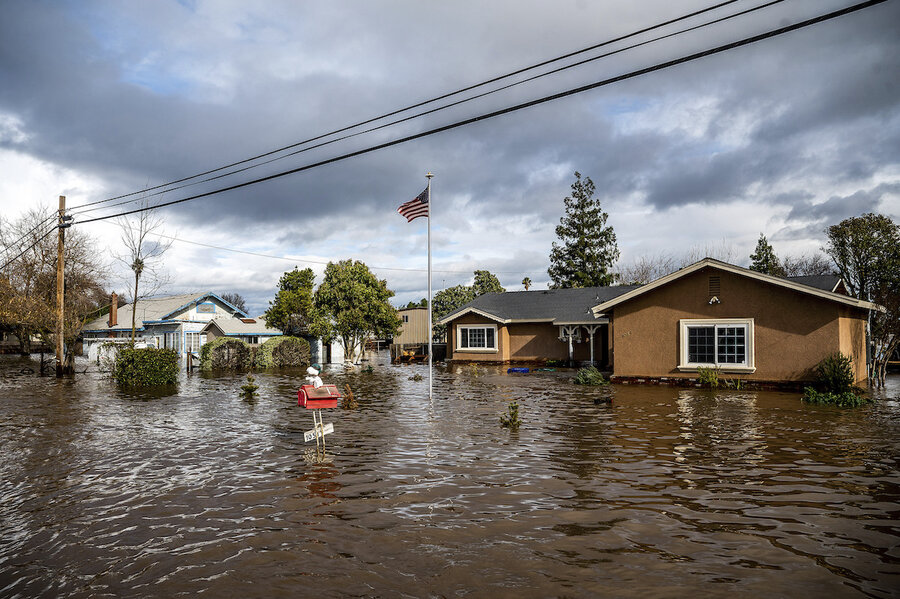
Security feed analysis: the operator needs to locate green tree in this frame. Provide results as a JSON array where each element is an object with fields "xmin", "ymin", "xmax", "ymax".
[
  {"xmin": 749, "ymin": 233, "xmax": 785, "ymax": 276},
  {"xmin": 824, "ymin": 213, "xmax": 900, "ymax": 386},
  {"xmin": 548, "ymin": 172, "xmax": 619, "ymax": 288},
  {"xmin": 264, "ymin": 267, "xmax": 316, "ymax": 335},
  {"xmin": 473, "ymin": 270, "xmax": 505, "ymax": 296},
  {"xmin": 312, "ymin": 259, "xmax": 401, "ymax": 363},
  {"xmin": 522, "ymin": 277, "xmax": 532, "ymax": 290}
]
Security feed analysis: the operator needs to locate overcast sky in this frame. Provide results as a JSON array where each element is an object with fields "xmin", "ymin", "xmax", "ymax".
[{"xmin": 1, "ymin": 0, "xmax": 898, "ymax": 315}]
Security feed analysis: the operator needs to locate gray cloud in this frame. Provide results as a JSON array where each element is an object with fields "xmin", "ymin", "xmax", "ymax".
[{"xmin": 2, "ymin": 0, "xmax": 899, "ymax": 308}]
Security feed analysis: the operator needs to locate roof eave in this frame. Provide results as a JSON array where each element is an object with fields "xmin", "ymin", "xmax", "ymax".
[{"xmin": 591, "ymin": 258, "xmax": 879, "ymax": 314}]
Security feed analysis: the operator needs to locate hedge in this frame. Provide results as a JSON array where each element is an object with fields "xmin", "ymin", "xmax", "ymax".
[
  {"xmin": 114, "ymin": 347, "xmax": 179, "ymax": 387},
  {"xmin": 200, "ymin": 337, "xmax": 253, "ymax": 371},
  {"xmin": 255, "ymin": 336, "xmax": 311, "ymax": 368}
]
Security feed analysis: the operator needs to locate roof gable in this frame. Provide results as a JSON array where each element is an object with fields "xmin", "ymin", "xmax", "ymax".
[{"xmin": 591, "ymin": 258, "xmax": 877, "ymax": 314}]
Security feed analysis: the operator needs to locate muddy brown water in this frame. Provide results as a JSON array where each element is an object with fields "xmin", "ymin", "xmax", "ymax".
[{"xmin": 1, "ymin": 354, "xmax": 898, "ymax": 598}]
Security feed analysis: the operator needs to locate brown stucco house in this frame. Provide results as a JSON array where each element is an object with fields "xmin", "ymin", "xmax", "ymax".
[
  {"xmin": 593, "ymin": 258, "xmax": 875, "ymax": 386},
  {"xmin": 437, "ymin": 285, "xmax": 639, "ymax": 366},
  {"xmin": 438, "ymin": 258, "xmax": 877, "ymax": 387}
]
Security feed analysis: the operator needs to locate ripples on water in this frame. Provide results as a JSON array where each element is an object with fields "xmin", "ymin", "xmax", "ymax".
[{"xmin": 0, "ymin": 354, "xmax": 898, "ymax": 598}]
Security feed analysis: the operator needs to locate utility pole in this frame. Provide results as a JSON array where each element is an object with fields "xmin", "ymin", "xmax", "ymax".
[{"xmin": 55, "ymin": 195, "xmax": 69, "ymax": 377}]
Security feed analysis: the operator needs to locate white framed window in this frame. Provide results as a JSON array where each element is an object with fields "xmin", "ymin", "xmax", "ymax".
[
  {"xmin": 456, "ymin": 324, "xmax": 498, "ymax": 352},
  {"xmin": 185, "ymin": 332, "xmax": 204, "ymax": 354},
  {"xmin": 678, "ymin": 318, "xmax": 755, "ymax": 372}
]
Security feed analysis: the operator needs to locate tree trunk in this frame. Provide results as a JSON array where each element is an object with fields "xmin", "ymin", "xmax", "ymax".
[
  {"xmin": 131, "ymin": 273, "xmax": 139, "ymax": 343},
  {"xmin": 16, "ymin": 325, "xmax": 31, "ymax": 355}
]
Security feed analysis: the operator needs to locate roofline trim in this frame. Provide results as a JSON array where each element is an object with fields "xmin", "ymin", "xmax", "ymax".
[
  {"xmin": 591, "ymin": 258, "xmax": 880, "ymax": 314},
  {"xmin": 436, "ymin": 307, "xmax": 509, "ymax": 325}
]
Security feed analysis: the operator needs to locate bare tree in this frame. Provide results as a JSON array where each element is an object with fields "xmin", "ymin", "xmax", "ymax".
[
  {"xmin": 617, "ymin": 253, "xmax": 679, "ymax": 285},
  {"xmin": 116, "ymin": 200, "xmax": 172, "ymax": 341},
  {"xmin": 781, "ymin": 252, "xmax": 835, "ymax": 277},
  {"xmin": 0, "ymin": 206, "xmax": 109, "ymax": 363}
]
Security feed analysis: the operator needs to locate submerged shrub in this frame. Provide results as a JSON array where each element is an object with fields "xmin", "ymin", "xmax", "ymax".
[
  {"xmin": 254, "ymin": 336, "xmax": 311, "ymax": 368},
  {"xmin": 500, "ymin": 402, "xmax": 522, "ymax": 429},
  {"xmin": 240, "ymin": 374, "xmax": 259, "ymax": 398},
  {"xmin": 697, "ymin": 366, "xmax": 720, "ymax": 389},
  {"xmin": 200, "ymin": 337, "xmax": 253, "ymax": 370},
  {"xmin": 814, "ymin": 352, "xmax": 855, "ymax": 394},
  {"xmin": 574, "ymin": 366, "xmax": 608, "ymax": 386},
  {"xmin": 114, "ymin": 347, "xmax": 178, "ymax": 387},
  {"xmin": 802, "ymin": 387, "xmax": 871, "ymax": 408}
]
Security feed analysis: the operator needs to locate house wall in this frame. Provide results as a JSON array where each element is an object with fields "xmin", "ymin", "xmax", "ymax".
[
  {"xmin": 610, "ymin": 266, "xmax": 869, "ymax": 384},
  {"xmin": 446, "ymin": 317, "xmax": 607, "ymax": 364},
  {"xmin": 447, "ymin": 313, "xmax": 507, "ymax": 362},
  {"xmin": 396, "ymin": 308, "xmax": 430, "ymax": 344},
  {"xmin": 838, "ymin": 307, "xmax": 868, "ymax": 383}
]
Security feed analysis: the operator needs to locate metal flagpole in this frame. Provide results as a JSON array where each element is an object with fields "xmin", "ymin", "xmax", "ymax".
[{"xmin": 426, "ymin": 172, "xmax": 434, "ymax": 400}]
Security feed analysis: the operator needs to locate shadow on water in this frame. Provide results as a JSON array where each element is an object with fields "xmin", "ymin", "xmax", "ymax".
[{"xmin": 0, "ymin": 352, "xmax": 898, "ymax": 598}]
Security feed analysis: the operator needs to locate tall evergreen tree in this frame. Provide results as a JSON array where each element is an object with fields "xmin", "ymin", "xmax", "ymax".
[
  {"xmin": 749, "ymin": 233, "xmax": 785, "ymax": 276},
  {"xmin": 548, "ymin": 172, "xmax": 619, "ymax": 288}
]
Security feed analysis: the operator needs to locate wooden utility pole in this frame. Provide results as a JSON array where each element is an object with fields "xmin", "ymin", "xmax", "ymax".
[{"xmin": 56, "ymin": 195, "xmax": 66, "ymax": 377}]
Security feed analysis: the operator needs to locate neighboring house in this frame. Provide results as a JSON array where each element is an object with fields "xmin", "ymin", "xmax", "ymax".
[
  {"xmin": 395, "ymin": 307, "xmax": 430, "ymax": 344},
  {"xmin": 437, "ymin": 285, "xmax": 639, "ymax": 366},
  {"xmin": 201, "ymin": 316, "xmax": 282, "ymax": 346},
  {"xmin": 82, "ymin": 291, "xmax": 249, "ymax": 364},
  {"xmin": 438, "ymin": 259, "xmax": 877, "ymax": 386}
]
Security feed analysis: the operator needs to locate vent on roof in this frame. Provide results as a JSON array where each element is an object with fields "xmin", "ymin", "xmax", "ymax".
[
  {"xmin": 709, "ymin": 276, "xmax": 721, "ymax": 297},
  {"xmin": 240, "ymin": 318, "xmax": 256, "ymax": 324}
]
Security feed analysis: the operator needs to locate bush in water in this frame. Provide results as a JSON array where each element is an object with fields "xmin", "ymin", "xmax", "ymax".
[
  {"xmin": 254, "ymin": 336, "xmax": 311, "ymax": 368},
  {"xmin": 200, "ymin": 337, "xmax": 253, "ymax": 371},
  {"xmin": 114, "ymin": 347, "xmax": 178, "ymax": 387}
]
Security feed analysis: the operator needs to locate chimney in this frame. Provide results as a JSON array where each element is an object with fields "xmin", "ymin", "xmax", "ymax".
[{"xmin": 108, "ymin": 292, "xmax": 118, "ymax": 327}]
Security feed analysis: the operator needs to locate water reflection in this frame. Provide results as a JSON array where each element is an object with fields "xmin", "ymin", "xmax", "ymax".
[{"xmin": 0, "ymin": 354, "xmax": 898, "ymax": 598}]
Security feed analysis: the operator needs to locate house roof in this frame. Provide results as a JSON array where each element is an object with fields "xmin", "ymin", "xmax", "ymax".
[
  {"xmin": 437, "ymin": 285, "xmax": 639, "ymax": 326},
  {"xmin": 591, "ymin": 258, "xmax": 878, "ymax": 315},
  {"xmin": 201, "ymin": 316, "xmax": 282, "ymax": 337},
  {"xmin": 785, "ymin": 274, "xmax": 844, "ymax": 294},
  {"xmin": 83, "ymin": 291, "xmax": 248, "ymax": 332}
]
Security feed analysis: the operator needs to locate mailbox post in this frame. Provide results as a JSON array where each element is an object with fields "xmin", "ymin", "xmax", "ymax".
[{"xmin": 298, "ymin": 384, "xmax": 342, "ymax": 451}]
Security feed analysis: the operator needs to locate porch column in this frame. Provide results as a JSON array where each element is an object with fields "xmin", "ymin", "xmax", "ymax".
[{"xmin": 584, "ymin": 325, "xmax": 601, "ymax": 366}]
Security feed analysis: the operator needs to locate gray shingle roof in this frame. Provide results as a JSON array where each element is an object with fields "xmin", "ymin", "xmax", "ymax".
[
  {"xmin": 785, "ymin": 275, "xmax": 842, "ymax": 293},
  {"xmin": 439, "ymin": 286, "xmax": 639, "ymax": 325}
]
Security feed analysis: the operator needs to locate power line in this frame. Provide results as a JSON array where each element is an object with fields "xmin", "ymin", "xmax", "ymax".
[
  {"xmin": 66, "ymin": 0, "xmax": 747, "ymax": 215},
  {"xmin": 72, "ymin": 0, "xmax": 885, "ymax": 227},
  {"xmin": 0, "ymin": 211, "xmax": 57, "ymax": 261},
  {"xmin": 68, "ymin": 0, "xmax": 787, "ymax": 220},
  {"xmin": 0, "ymin": 224, "xmax": 60, "ymax": 272}
]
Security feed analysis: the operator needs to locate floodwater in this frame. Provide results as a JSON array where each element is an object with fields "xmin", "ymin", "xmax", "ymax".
[{"xmin": 1, "ymin": 354, "xmax": 898, "ymax": 599}]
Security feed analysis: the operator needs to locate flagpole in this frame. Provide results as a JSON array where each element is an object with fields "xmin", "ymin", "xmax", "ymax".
[{"xmin": 426, "ymin": 172, "xmax": 434, "ymax": 400}]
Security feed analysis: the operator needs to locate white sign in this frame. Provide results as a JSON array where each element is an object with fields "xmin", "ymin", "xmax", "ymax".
[{"xmin": 304, "ymin": 423, "xmax": 334, "ymax": 442}]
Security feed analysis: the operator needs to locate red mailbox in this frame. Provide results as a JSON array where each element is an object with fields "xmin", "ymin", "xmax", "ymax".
[{"xmin": 298, "ymin": 384, "xmax": 342, "ymax": 409}]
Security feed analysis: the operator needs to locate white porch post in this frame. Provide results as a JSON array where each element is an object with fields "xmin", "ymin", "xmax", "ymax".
[{"xmin": 584, "ymin": 325, "xmax": 601, "ymax": 366}]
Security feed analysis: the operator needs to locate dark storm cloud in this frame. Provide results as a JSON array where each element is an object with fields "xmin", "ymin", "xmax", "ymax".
[{"xmin": 1, "ymin": 0, "xmax": 898, "ymax": 246}]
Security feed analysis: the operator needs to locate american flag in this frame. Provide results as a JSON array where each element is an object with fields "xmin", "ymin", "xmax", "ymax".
[{"xmin": 398, "ymin": 187, "xmax": 429, "ymax": 222}]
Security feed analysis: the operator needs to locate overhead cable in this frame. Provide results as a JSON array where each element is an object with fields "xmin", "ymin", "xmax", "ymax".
[
  {"xmin": 68, "ymin": 0, "xmax": 788, "ymax": 219},
  {"xmin": 72, "ymin": 0, "xmax": 886, "ymax": 227},
  {"xmin": 66, "ymin": 0, "xmax": 744, "ymax": 214}
]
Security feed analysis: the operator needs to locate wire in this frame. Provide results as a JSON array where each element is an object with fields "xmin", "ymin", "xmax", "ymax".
[
  {"xmin": 68, "ymin": 0, "xmax": 788, "ymax": 220},
  {"xmin": 72, "ymin": 0, "xmax": 886, "ymax": 227},
  {"xmin": 0, "ymin": 225, "xmax": 60, "ymax": 272},
  {"xmin": 147, "ymin": 232, "xmax": 549, "ymax": 275},
  {"xmin": 0, "ymin": 211, "xmax": 57, "ymax": 261},
  {"xmin": 66, "ymin": 0, "xmax": 746, "ymax": 215}
]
